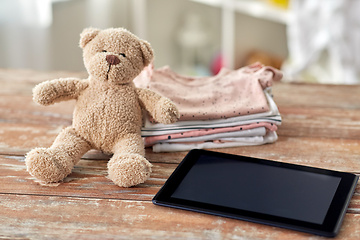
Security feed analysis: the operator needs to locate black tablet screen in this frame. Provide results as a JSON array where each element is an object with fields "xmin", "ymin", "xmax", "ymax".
[{"xmin": 171, "ymin": 155, "xmax": 341, "ymax": 225}]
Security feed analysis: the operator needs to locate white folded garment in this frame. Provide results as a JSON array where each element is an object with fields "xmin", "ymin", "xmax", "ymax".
[
  {"xmin": 152, "ymin": 131, "xmax": 278, "ymax": 153},
  {"xmin": 218, "ymin": 136, "xmax": 264, "ymax": 143}
]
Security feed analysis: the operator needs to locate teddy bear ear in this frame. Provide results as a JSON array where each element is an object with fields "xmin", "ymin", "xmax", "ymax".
[
  {"xmin": 140, "ymin": 40, "xmax": 154, "ymax": 67},
  {"xmin": 79, "ymin": 28, "xmax": 101, "ymax": 48}
]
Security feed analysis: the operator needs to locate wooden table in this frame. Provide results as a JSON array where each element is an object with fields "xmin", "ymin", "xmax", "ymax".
[{"xmin": 0, "ymin": 68, "xmax": 359, "ymax": 239}]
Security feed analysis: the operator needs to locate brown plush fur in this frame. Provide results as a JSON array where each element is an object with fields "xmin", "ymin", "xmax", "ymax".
[{"xmin": 25, "ymin": 28, "xmax": 179, "ymax": 187}]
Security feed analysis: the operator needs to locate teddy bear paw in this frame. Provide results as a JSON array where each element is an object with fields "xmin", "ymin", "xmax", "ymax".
[
  {"xmin": 155, "ymin": 98, "xmax": 180, "ymax": 124},
  {"xmin": 107, "ymin": 153, "xmax": 152, "ymax": 187},
  {"xmin": 25, "ymin": 148, "xmax": 73, "ymax": 183}
]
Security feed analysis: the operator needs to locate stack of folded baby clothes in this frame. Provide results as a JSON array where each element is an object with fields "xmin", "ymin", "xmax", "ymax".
[{"xmin": 134, "ymin": 62, "xmax": 283, "ymax": 152}]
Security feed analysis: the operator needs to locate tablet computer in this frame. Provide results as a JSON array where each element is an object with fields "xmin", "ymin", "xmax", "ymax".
[{"xmin": 152, "ymin": 149, "xmax": 358, "ymax": 237}]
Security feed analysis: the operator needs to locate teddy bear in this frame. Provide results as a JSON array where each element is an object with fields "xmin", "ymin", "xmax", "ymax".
[{"xmin": 25, "ymin": 27, "xmax": 180, "ymax": 187}]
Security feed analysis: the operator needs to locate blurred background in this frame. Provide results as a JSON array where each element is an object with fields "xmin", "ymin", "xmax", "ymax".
[{"xmin": 0, "ymin": 0, "xmax": 359, "ymax": 84}]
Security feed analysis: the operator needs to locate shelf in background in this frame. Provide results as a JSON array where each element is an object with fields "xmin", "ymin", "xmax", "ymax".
[{"xmin": 191, "ymin": 0, "xmax": 291, "ymax": 25}]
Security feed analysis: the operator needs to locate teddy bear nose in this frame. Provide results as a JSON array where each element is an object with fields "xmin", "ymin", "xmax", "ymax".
[{"xmin": 106, "ymin": 55, "xmax": 120, "ymax": 65}]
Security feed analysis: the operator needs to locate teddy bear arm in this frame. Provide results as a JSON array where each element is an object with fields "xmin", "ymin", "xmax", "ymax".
[
  {"xmin": 33, "ymin": 78, "xmax": 89, "ymax": 105},
  {"xmin": 136, "ymin": 88, "xmax": 180, "ymax": 124}
]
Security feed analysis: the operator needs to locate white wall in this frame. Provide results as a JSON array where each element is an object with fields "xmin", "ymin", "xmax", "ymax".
[{"xmin": 0, "ymin": 0, "xmax": 131, "ymax": 71}]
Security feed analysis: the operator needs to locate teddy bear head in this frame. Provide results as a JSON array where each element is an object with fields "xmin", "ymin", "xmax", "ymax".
[{"xmin": 79, "ymin": 28, "xmax": 154, "ymax": 85}]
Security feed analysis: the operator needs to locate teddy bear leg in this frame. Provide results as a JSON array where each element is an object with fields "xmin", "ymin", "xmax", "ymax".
[
  {"xmin": 107, "ymin": 134, "xmax": 152, "ymax": 187},
  {"xmin": 25, "ymin": 126, "xmax": 92, "ymax": 183}
]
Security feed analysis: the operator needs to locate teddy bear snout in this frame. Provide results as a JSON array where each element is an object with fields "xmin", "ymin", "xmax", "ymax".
[{"xmin": 106, "ymin": 55, "xmax": 120, "ymax": 65}]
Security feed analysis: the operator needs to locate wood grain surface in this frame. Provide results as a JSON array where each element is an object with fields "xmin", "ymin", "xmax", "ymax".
[{"xmin": 0, "ymin": 68, "xmax": 359, "ymax": 239}]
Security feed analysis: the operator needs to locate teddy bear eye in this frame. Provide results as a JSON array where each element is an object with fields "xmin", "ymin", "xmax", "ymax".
[
  {"xmin": 102, "ymin": 50, "xmax": 107, "ymax": 53},
  {"xmin": 119, "ymin": 53, "xmax": 126, "ymax": 57}
]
